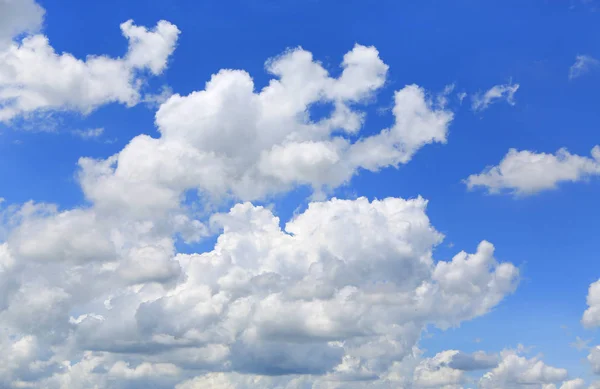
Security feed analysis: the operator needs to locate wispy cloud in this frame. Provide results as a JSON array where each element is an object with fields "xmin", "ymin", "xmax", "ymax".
[
  {"xmin": 71, "ymin": 127, "xmax": 104, "ymax": 140},
  {"xmin": 569, "ymin": 54, "xmax": 600, "ymax": 79},
  {"xmin": 471, "ymin": 82, "xmax": 519, "ymax": 112}
]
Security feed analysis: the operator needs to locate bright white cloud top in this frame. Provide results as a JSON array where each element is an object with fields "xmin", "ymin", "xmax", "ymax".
[
  {"xmin": 465, "ymin": 146, "xmax": 600, "ymax": 196},
  {"xmin": 0, "ymin": 14, "xmax": 179, "ymax": 122}
]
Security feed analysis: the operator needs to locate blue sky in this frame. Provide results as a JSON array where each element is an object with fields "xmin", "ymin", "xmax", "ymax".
[{"xmin": 1, "ymin": 0, "xmax": 600, "ymax": 388}]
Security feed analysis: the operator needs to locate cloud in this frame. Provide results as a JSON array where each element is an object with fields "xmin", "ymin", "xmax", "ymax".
[
  {"xmin": 584, "ymin": 279, "xmax": 600, "ymax": 328},
  {"xmin": 569, "ymin": 55, "xmax": 600, "ymax": 79},
  {"xmin": 0, "ymin": 0, "xmax": 44, "ymax": 48},
  {"xmin": 570, "ymin": 336, "xmax": 592, "ymax": 351},
  {"xmin": 465, "ymin": 146, "xmax": 600, "ymax": 196},
  {"xmin": 479, "ymin": 349, "xmax": 569, "ymax": 388},
  {"xmin": 0, "ymin": 195, "xmax": 519, "ymax": 387},
  {"xmin": 0, "ymin": 1, "xmax": 180, "ymax": 122},
  {"xmin": 77, "ymin": 44, "xmax": 452, "ymax": 219},
  {"xmin": 71, "ymin": 128, "xmax": 104, "ymax": 140},
  {"xmin": 589, "ymin": 347, "xmax": 600, "ymax": 374},
  {"xmin": 471, "ymin": 82, "xmax": 520, "ymax": 112}
]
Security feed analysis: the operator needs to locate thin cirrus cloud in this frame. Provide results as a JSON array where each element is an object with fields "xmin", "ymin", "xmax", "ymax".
[
  {"xmin": 465, "ymin": 146, "xmax": 600, "ymax": 196},
  {"xmin": 471, "ymin": 81, "xmax": 520, "ymax": 112},
  {"xmin": 569, "ymin": 54, "xmax": 600, "ymax": 80}
]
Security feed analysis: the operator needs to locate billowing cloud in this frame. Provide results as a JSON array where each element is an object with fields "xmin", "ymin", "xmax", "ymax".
[
  {"xmin": 471, "ymin": 82, "xmax": 519, "ymax": 112},
  {"xmin": 0, "ymin": 0, "xmax": 44, "ymax": 48},
  {"xmin": 479, "ymin": 349, "xmax": 569, "ymax": 389},
  {"xmin": 583, "ymin": 279, "xmax": 600, "ymax": 328},
  {"xmin": 78, "ymin": 44, "xmax": 452, "ymax": 218},
  {"xmin": 465, "ymin": 146, "xmax": 600, "ymax": 196},
  {"xmin": 569, "ymin": 55, "xmax": 600, "ymax": 80},
  {"xmin": 0, "ymin": 1, "xmax": 179, "ymax": 122},
  {"xmin": 0, "ymin": 195, "xmax": 519, "ymax": 388}
]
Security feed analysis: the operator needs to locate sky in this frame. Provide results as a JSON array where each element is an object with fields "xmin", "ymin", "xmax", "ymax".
[{"xmin": 0, "ymin": 0, "xmax": 600, "ymax": 388}]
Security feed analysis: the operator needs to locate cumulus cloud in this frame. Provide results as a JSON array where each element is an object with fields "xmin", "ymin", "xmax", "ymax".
[
  {"xmin": 569, "ymin": 55, "xmax": 600, "ymax": 80},
  {"xmin": 471, "ymin": 82, "xmax": 520, "ymax": 112},
  {"xmin": 465, "ymin": 146, "xmax": 600, "ymax": 196},
  {"xmin": 77, "ymin": 44, "xmax": 452, "ymax": 218},
  {"xmin": 0, "ymin": 195, "xmax": 520, "ymax": 388},
  {"xmin": 0, "ymin": 3, "xmax": 532, "ymax": 388},
  {"xmin": 583, "ymin": 280, "xmax": 600, "ymax": 328},
  {"xmin": 479, "ymin": 349, "xmax": 569, "ymax": 388},
  {"xmin": 0, "ymin": 1, "xmax": 179, "ymax": 122},
  {"xmin": 0, "ymin": 0, "xmax": 44, "ymax": 48}
]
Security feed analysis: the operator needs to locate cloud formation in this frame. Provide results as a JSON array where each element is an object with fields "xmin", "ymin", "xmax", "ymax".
[
  {"xmin": 465, "ymin": 146, "xmax": 600, "ymax": 196},
  {"xmin": 471, "ymin": 82, "xmax": 520, "ymax": 112},
  {"xmin": 569, "ymin": 55, "xmax": 600, "ymax": 80},
  {"xmin": 0, "ymin": 14, "xmax": 179, "ymax": 122}
]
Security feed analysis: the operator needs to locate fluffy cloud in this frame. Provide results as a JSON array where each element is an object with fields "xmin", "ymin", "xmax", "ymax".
[
  {"xmin": 0, "ymin": 1, "xmax": 179, "ymax": 122},
  {"xmin": 465, "ymin": 146, "xmax": 600, "ymax": 196},
  {"xmin": 0, "ymin": 0, "xmax": 44, "ymax": 48},
  {"xmin": 569, "ymin": 55, "xmax": 600, "ymax": 80},
  {"xmin": 471, "ymin": 82, "xmax": 519, "ymax": 112},
  {"xmin": 0, "ymin": 195, "xmax": 519, "ymax": 388},
  {"xmin": 583, "ymin": 279, "xmax": 600, "ymax": 328},
  {"xmin": 589, "ymin": 346, "xmax": 600, "ymax": 374},
  {"xmin": 479, "ymin": 349, "xmax": 568, "ymax": 389},
  {"xmin": 77, "ymin": 44, "xmax": 452, "ymax": 218}
]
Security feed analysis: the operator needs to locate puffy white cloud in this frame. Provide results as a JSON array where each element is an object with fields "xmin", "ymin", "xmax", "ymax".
[
  {"xmin": 558, "ymin": 378, "xmax": 587, "ymax": 389},
  {"xmin": 588, "ymin": 346, "xmax": 600, "ymax": 374},
  {"xmin": 412, "ymin": 350, "xmax": 466, "ymax": 388},
  {"xmin": 583, "ymin": 279, "xmax": 600, "ymax": 328},
  {"xmin": 465, "ymin": 146, "xmax": 600, "ymax": 196},
  {"xmin": 479, "ymin": 349, "xmax": 569, "ymax": 389},
  {"xmin": 471, "ymin": 82, "xmax": 519, "ymax": 112},
  {"xmin": 78, "ymin": 45, "xmax": 452, "ymax": 218},
  {"xmin": 569, "ymin": 55, "xmax": 600, "ymax": 80},
  {"xmin": 0, "ymin": 195, "xmax": 518, "ymax": 388},
  {"xmin": 0, "ymin": 0, "xmax": 179, "ymax": 122},
  {"xmin": 0, "ymin": 0, "xmax": 44, "ymax": 48}
]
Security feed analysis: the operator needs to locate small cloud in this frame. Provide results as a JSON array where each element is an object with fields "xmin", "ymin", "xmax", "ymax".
[
  {"xmin": 570, "ymin": 336, "xmax": 591, "ymax": 351},
  {"xmin": 474, "ymin": 337, "xmax": 482, "ymax": 343},
  {"xmin": 457, "ymin": 91, "xmax": 467, "ymax": 104},
  {"xmin": 471, "ymin": 81, "xmax": 519, "ymax": 112},
  {"xmin": 436, "ymin": 83, "xmax": 456, "ymax": 107},
  {"xmin": 71, "ymin": 127, "xmax": 104, "ymax": 140},
  {"xmin": 569, "ymin": 54, "xmax": 600, "ymax": 79},
  {"xmin": 142, "ymin": 85, "xmax": 174, "ymax": 108}
]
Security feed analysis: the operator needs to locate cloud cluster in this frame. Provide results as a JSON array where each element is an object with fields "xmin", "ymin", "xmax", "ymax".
[
  {"xmin": 465, "ymin": 146, "xmax": 600, "ymax": 196},
  {"xmin": 0, "ymin": 12, "xmax": 179, "ymax": 122},
  {"xmin": 78, "ymin": 43, "xmax": 453, "ymax": 217},
  {"xmin": 3, "ymin": 1, "xmax": 596, "ymax": 388}
]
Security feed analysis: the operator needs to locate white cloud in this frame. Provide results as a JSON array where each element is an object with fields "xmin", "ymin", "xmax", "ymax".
[
  {"xmin": 569, "ymin": 55, "xmax": 600, "ymax": 80},
  {"xmin": 471, "ymin": 82, "xmax": 520, "ymax": 112},
  {"xmin": 77, "ymin": 45, "xmax": 452, "ymax": 218},
  {"xmin": 71, "ymin": 128, "xmax": 104, "ymax": 140},
  {"xmin": 465, "ymin": 146, "xmax": 600, "ymax": 196},
  {"xmin": 0, "ymin": 195, "xmax": 519, "ymax": 388},
  {"xmin": 0, "ymin": 1, "xmax": 180, "ymax": 122},
  {"xmin": 589, "ymin": 346, "xmax": 600, "ymax": 374},
  {"xmin": 583, "ymin": 279, "xmax": 600, "ymax": 328},
  {"xmin": 0, "ymin": 0, "xmax": 44, "ymax": 48},
  {"xmin": 479, "ymin": 349, "xmax": 568, "ymax": 388}
]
